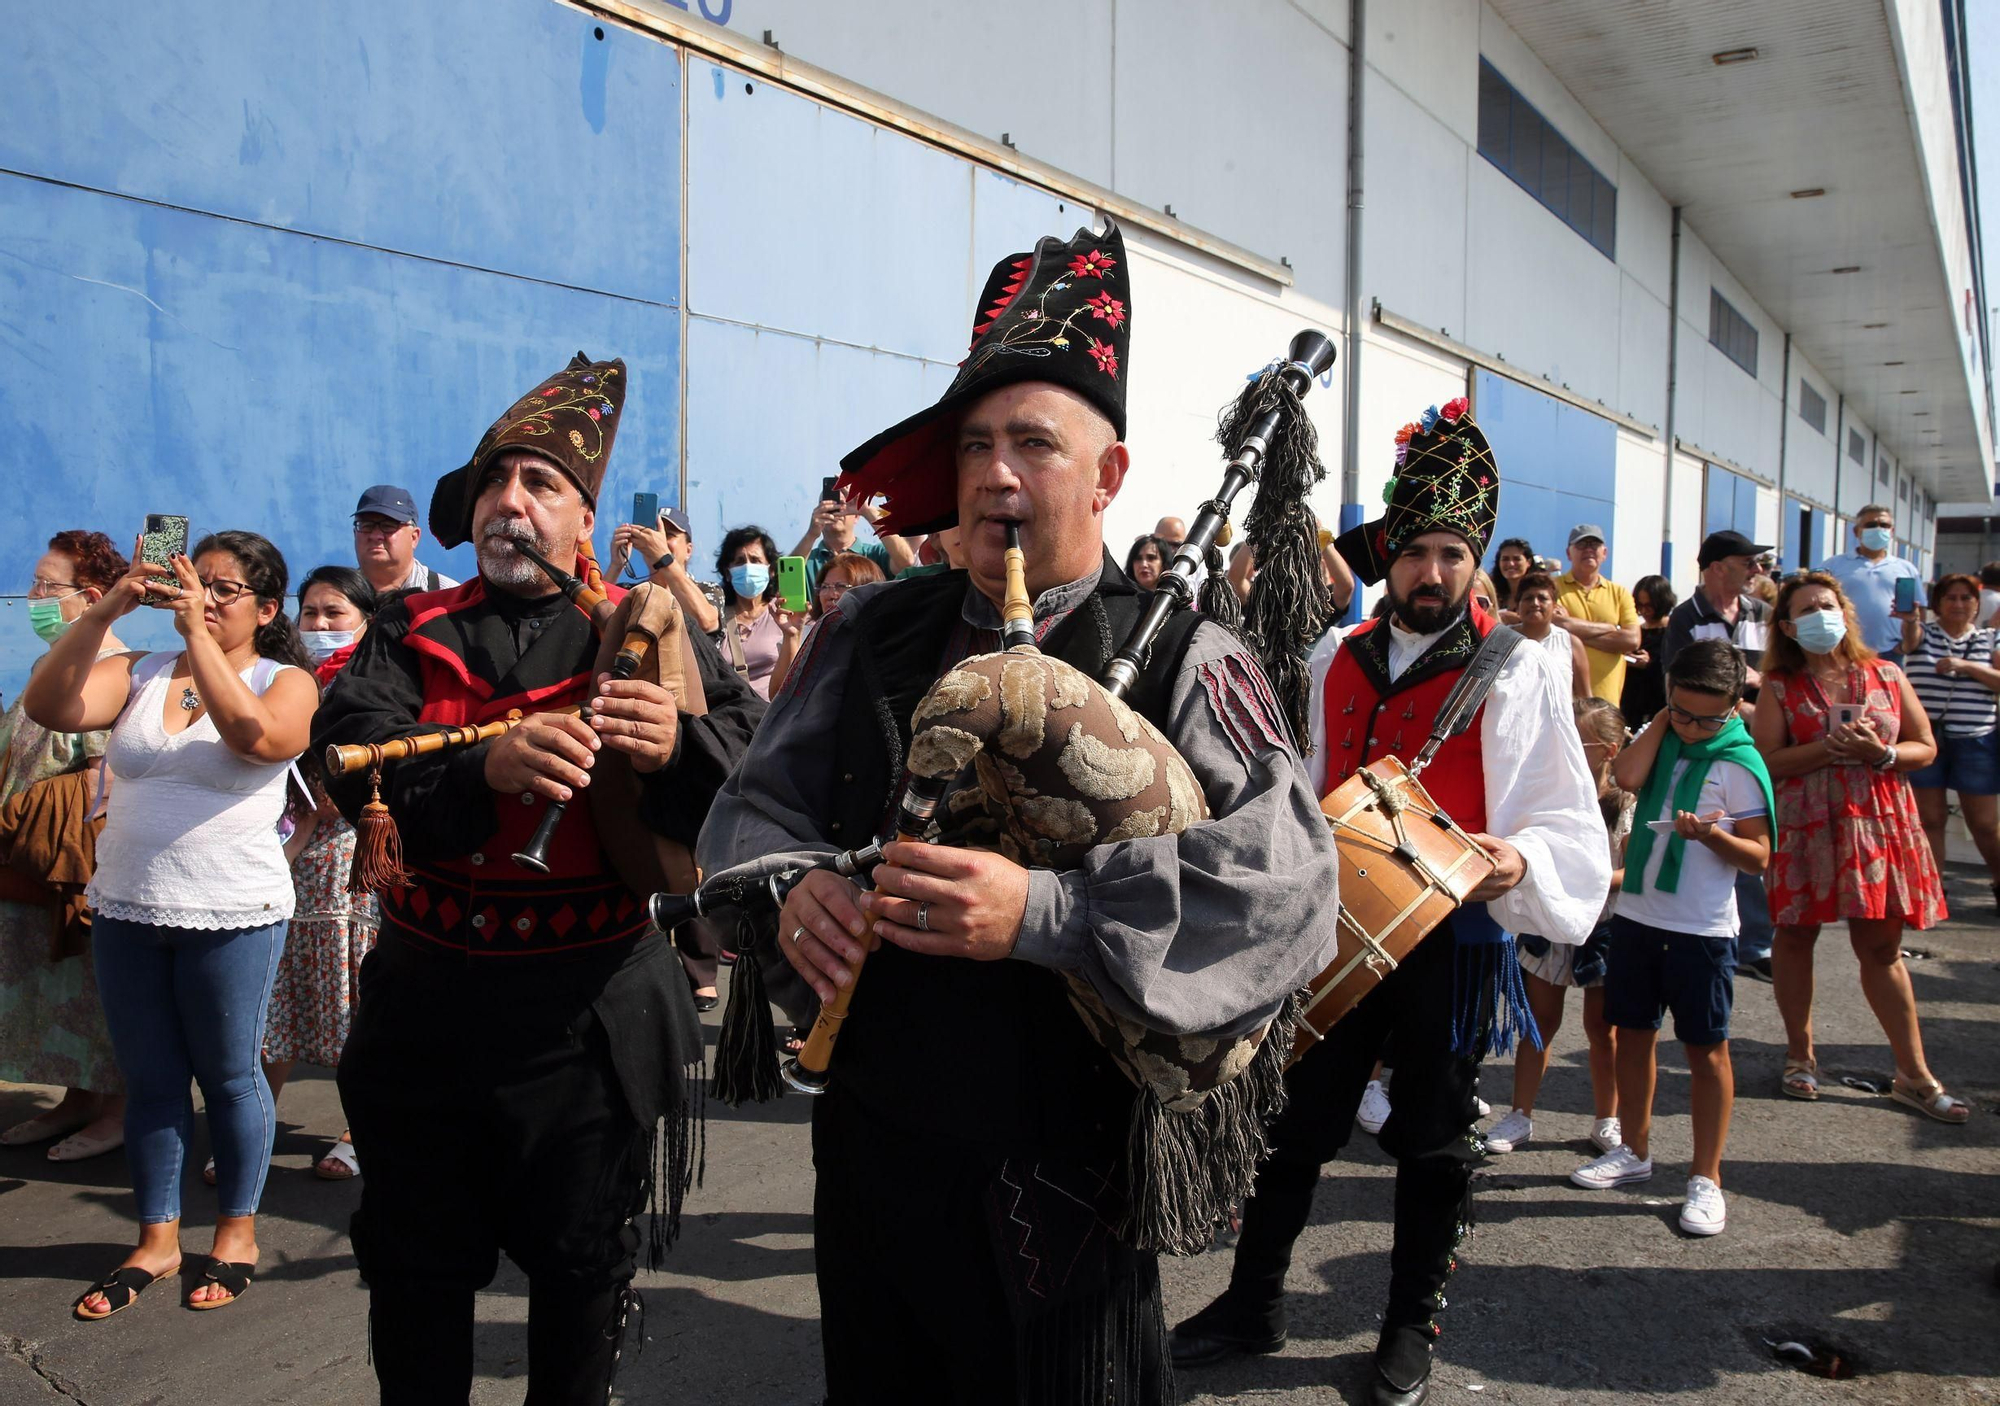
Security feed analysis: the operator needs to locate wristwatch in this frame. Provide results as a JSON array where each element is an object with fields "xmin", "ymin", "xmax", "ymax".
[{"xmin": 651, "ymin": 551, "xmax": 676, "ymax": 572}]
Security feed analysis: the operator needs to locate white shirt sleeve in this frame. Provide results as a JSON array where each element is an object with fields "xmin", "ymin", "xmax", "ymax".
[
  {"xmin": 1716, "ymin": 759, "xmax": 1769, "ymax": 821},
  {"xmin": 1479, "ymin": 641, "xmax": 1612, "ymax": 944},
  {"xmin": 1303, "ymin": 624, "xmax": 1347, "ymax": 796}
]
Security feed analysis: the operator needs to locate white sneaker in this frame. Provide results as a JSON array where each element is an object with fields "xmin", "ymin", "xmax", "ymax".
[
  {"xmin": 1570, "ymin": 1145, "xmax": 1653, "ymax": 1189},
  {"xmin": 1473, "ymin": 1095, "xmax": 1492, "ymax": 1119},
  {"xmin": 1357, "ymin": 1079, "xmax": 1391, "ymax": 1135},
  {"xmin": 1483, "ymin": 1108, "xmax": 1533, "ymax": 1153},
  {"xmin": 1590, "ymin": 1117, "xmax": 1623, "ymax": 1154},
  {"xmin": 1679, "ymin": 1176, "xmax": 1727, "ymax": 1236}
]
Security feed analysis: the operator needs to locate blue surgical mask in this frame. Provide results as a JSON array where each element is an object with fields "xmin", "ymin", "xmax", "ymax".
[
  {"xmin": 300, "ymin": 628, "xmax": 356, "ymax": 663},
  {"xmin": 729, "ymin": 563, "xmax": 772, "ymax": 598},
  {"xmin": 1859, "ymin": 526, "xmax": 1893, "ymax": 552},
  {"xmin": 1792, "ymin": 608, "xmax": 1848, "ymax": 655}
]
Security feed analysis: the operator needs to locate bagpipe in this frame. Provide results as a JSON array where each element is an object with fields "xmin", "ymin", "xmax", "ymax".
[{"xmin": 326, "ymin": 535, "xmax": 710, "ymax": 898}]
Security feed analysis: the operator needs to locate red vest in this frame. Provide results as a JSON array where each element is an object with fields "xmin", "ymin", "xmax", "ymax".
[
  {"xmin": 1320, "ymin": 608, "xmax": 1495, "ymax": 833},
  {"xmin": 377, "ymin": 572, "xmax": 649, "ymax": 958}
]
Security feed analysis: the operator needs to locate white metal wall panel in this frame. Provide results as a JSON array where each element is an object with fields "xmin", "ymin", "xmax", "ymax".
[
  {"xmin": 1111, "ymin": 0, "xmax": 1349, "ymax": 308},
  {"xmin": 1612, "ymin": 430, "xmax": 1666, "ymax": 585},
  {"xmin": 1464, "ymin": 164, "xmax": 1622, "ymax": 413},
  {"xmin": 1616, "ymin": 272, "xmax": 1670, "ymax": 430},
  {"xmin": 687, "ymin": 64, "xmax": 975, "ymax": 361},
  {"xmin": 1112, "ymin": 235, "xmax": 1346, "ymax": 555},
  {"xmin": 1754, "ymin": 485, "xmax": 1781, "ymax": 546},
  {"xmin": 1375, "ymin": 0, "xmax": 1481, "ymax": 147},
  {"xmin": 1614, "ymin": 159, "xmax": 1675, "ymax": 308},
  {"xmin": 690, "ymin": 1, "xmax": 1117, "ymax": 188},
  {"xmin": 1668, "ymin": 451, "xmax": 1707, "ymax": 595},
  {"xmin": 1367, "ymin": 78, "xmax": 1472, "ymax": 340}
]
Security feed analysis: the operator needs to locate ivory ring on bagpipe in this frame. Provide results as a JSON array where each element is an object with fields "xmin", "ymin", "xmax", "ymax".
[
  {"xmin": 790, "ymin": 925, "xmax": 807, "ymax": 945},
  {"xmin": 916, "ymin": 902, "xmax": 931, "ymax": 933}
]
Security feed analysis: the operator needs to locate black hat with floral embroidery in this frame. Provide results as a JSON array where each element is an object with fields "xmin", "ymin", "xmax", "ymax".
[
  {"xmin": 835, "ymin": 220, "xmax": 1131, "ymax": 535},
  {"xmin": 1334, "ymin": 397, "xmax": 1501, "ymax": 586},
  {"xmin": 428, "ymin": 352, "xmax": 627, "ymax": 549}
]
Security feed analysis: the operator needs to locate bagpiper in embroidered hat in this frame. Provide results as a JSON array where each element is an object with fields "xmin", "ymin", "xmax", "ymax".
[
  {"xmin": 835, "ymin": 220, "xmax": 1132, "ymax": 535},
  {"xmin": 1333, "ymin": 396, "xmax": 1500, "ymax": 586},
  {"xmin": 428, "ymin": 352, "xmax": 627, "ymax": 549}
]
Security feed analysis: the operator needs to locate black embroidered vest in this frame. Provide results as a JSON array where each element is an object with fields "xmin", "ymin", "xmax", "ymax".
[{"xmin": 825, "ymin": 557, "xmax": 1204, "ymax": 1152}]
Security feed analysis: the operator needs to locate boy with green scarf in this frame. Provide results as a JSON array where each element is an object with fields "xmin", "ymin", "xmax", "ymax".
[{"xmin": 1571, "ymin": 640, "xmax": 1773, "ymax": 1237}]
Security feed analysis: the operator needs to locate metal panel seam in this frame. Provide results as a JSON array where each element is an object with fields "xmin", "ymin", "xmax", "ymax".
[
  {"xmin": 1372, "ymin": 300, "xmax": 1658, "ymax": 439},
  {"xmin": 0, "ymin": 165, "xmax": 683, "ymax": 312},
  {"xmin": 570, "ymin": 0, "xmax": 1293, "ymax": 288}
]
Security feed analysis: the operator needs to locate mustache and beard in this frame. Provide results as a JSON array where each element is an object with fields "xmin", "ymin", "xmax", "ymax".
[
  {"xmin": 1389, "ymin": 577, "xmax": 1470, "ymax": 635},
  {"xmin": 477, "ymin": 518, "xmax": 554, "ymax": 590}
]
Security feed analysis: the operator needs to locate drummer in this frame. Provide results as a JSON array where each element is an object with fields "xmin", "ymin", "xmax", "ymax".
[{"xmin": 1171, "ymin": 399, "xmax": 1608, "ymax": 1406}]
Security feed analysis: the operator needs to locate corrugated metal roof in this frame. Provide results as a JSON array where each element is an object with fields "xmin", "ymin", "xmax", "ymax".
[{"xmin": 1489, "ymin": 0, "xmax": 1988, "ymax": 501}]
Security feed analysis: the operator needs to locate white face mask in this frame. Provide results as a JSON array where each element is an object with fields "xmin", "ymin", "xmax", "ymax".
[{"xmin": 299, "ymin": 628, "xmax": 356, "ymax": 663}]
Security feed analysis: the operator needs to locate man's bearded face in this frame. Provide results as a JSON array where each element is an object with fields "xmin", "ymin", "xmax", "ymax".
[{"xmin": 1384, "ymin": 531, "xmax": 1476, "ymax": 634}]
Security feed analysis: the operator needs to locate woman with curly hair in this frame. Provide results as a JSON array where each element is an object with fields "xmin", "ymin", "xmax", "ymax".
[
  {"xmin": 1753, "ymin": 570, "xmax": 1965, "ymax": 1123},
  {"xmin": 25, "ymin": 529, "xmax": 318, "ymax": 1315},
  {"xmin": 0, "ymin": 531, "xmax": 133, "ymax": 1162}
]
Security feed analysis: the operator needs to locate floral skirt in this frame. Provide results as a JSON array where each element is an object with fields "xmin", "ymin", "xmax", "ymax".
[
  {"xmin": 264, "ymin": 821, "xmax": 380, "ymax": 1066},
  {"xmin": 1770, "ymin": 799, "xmax": 1947, "ymax": 930}
]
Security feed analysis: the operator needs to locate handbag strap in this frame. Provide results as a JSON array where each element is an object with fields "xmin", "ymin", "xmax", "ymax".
[{"xmin": 1410, "ymin": 624, "xmax": 1524, "ymax": 775}]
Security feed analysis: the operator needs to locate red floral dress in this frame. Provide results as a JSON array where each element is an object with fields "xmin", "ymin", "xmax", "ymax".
[{"xmin": 1766, "ymin": 662, "xmax": 1946, "ymax": 928}]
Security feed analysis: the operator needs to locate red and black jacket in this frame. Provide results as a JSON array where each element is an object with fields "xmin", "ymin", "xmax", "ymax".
[{"xmin": 313, "ymin": 567, "xmax": 765, "ymax": 959}]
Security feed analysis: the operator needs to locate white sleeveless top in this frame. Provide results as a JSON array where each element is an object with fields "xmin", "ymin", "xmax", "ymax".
[{"xmin": 89, "ymin": 652, "xmax": 303, "ymax": 929}]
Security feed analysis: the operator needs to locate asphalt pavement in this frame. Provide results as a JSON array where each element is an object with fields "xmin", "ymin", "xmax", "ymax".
[{"xmin": 3, "ymin": 863, "xmax": 1995, "ymax": 1405}]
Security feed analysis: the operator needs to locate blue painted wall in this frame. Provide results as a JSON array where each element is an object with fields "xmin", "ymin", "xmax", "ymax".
[
  {"xmin": 1703, "ymin": 464, "xmax": 1761, "ymax": 541},
  {"xmin": 0, "ymin": 0, "xmax": 683, "ymax": 696},
  {"xmin": 1471, "ymin": 370, "xmax": 1617, "ymax": 569}
]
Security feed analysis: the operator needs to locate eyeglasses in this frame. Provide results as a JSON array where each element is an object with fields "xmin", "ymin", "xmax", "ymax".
[
  {"xmin": 820, "ymin": 581, "xmax": 854, "ymax": 596},
  {"xmin": 1665, "ymin": 703, "xmax": 1731, "ymax": 732},
  {"xmin": 28, "ymin": 576, "xmax": 80, "ymax": 598},
  {"xmin": 197, "ymin": 576, "xmax": 255, "ymax": 605},
  {"xmin": 352, "ymin": 518, "xmax": 410, "ymax": 537}
]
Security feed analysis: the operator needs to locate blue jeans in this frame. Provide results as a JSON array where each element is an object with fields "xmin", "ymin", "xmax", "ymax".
[
  {"xmin": 92, "ymin": 914, "xmax": 286, "ymax": 1222},
  {"xmin": 1734, "ymin": 870, "xmax": 1773, "ymax": 962}
]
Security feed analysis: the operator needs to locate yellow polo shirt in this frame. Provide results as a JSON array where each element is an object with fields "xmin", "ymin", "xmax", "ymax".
[{"xmin": 1556, "ymin": 572, "xmax": 1639, "ymax": 701}]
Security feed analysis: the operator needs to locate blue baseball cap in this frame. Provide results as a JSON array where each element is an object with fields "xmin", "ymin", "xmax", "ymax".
[{"xmin": 354, "ymin": 484, "xmax": 419, "ymax": 524}]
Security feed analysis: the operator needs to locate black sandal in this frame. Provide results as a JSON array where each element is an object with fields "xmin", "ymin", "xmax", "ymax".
[
  {"xmin": 74, "ymin": 1264, "xmax": 174, "ymax": 1321},
  {"xmin": 187, "ymin": 1259, "xmax": 254, "ymax": 1311}
]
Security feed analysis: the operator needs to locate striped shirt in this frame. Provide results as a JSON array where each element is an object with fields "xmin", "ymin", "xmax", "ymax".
[{"xmin": 1908, "ymin": 622, "xmax": 2000, "ymax": 736}]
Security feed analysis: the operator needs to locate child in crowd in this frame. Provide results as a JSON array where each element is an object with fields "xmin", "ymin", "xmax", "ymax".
[
  {"xmin": 1484, "ymin": 696, "xmax": 1631, "ymax": 1156},
  {"xmin": 1571, "ymin": 641, "xmax": 1773, "ymax": 1238}
]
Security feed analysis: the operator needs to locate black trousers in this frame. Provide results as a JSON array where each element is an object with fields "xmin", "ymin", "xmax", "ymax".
[
  {"xmin": 338, "ymin": 940, "xmax": 649, "ymax": 1406},
  {"xmin": 1226, "ymin": 927, "xmax": 1482, "ymax": 1334},
  {"xmin": 811, "ymin": 1090, "xmax": 1169, "ymax": 1406}
]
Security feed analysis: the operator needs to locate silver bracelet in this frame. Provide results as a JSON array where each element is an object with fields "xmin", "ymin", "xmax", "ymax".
[{"xmin": 1873, "ymin": 742, "xmax": 1897, "ymax": 771}]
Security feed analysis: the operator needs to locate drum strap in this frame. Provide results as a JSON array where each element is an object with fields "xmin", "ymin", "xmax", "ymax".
[{"xmin": 1409, "ymin": 624, "xmax": 1523, "ymax": 776}]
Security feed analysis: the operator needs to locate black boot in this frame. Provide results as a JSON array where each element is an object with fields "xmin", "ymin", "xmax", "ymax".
[
  {"xmin": 1167, "ymin": 1157, "xmax": 1318, "ymax": 1367},
  {"xmin": 525, "ymin": 1278, "xmax": 638, "ymax": 1406},
  {"xmin": 1370, "ymin": 1322, "xmax": 1436, "ymax": 1406},
  {"xmin": 1384, "ymin": 1153, "xmax": 1473, "ymax": 1329}
]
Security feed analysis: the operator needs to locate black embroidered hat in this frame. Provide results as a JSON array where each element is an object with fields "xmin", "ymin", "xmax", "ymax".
[
  {"xmin": 1334, "ymin": 396, "xmax": 1501, "ymax": 586},
  {"xmin": 835, "ymin": 220, "xmax": 1132, "ymax": 535},
  {"xmin": 429, "ymin": 352, "xmax": 627, "ymax": 549}
]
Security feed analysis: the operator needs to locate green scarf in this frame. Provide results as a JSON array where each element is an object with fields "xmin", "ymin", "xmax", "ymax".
[{"xmin": 1622, "ymin": 714, "xmax": 1775, "ymax": 895}]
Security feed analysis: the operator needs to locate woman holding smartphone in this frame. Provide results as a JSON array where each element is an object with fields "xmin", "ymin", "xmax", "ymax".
[
  {"xmin": 23, "ymin": 529, "xmax": 317, "ymax": 1317},
  {"xmin": 1751, "ymin": 571, "xmax": 1964, "ymax": 1123}
]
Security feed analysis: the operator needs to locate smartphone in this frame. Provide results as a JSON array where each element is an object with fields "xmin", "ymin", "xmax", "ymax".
[
  {"xmin": 1893, "ymin": 575, "xmax": 1917, "ymax": 614},
  {"xmin": 778, "ymin": 556, "xmax": 811, "ymax": 613},
  {"xmin": 139, "ymin": 514, "xmax": 189, "ymax": 572},
  {"xmin": 1829, "ymin": 703, "xmax": 1865, "ymax": 730},
  {"xmin": 819, "ymin": 475, "xmax": 840, "ymax": 505},
  {"xmin": 631, "ymin": 491, "xmax": 659, "ymax": 528}
]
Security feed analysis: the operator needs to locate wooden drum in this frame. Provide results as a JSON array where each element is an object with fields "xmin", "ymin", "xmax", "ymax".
[{"xmin": 1290, "ymin": 756, "xmax": 1495, "ymax": 1063}]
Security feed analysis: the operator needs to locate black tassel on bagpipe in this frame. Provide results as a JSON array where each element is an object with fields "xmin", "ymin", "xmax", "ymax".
[
  {"xmin": 711, "ymin": 914, "xmax": 787, "ymax": 1106},
  {"xmin": 1216, "ymin": 361, "xmax": 1335, "ymax": 748}
]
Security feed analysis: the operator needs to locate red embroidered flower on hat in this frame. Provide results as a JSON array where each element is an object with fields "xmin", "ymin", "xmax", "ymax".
[
  {"xmin": 588, "ymin": 407, "xmax": 601, "ymax": 420},
  {"xmin": 1069, "ymin": 249, "xmax": 1117, "ymax": 279},
  {"xmin": 540, "ymin": 387, "xmax": 561, "ymax": 398},
  {"xmin": 1441, "ymin": 396, "xmax": 1470, "ymax": 422},
  {"xmin": 1087, "ymin": 338, "xmax": 1119, "ymax": 378},
  {"xmin": 1086, "ymin": 290, "xmax": 1126, "ymax": 328}
]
